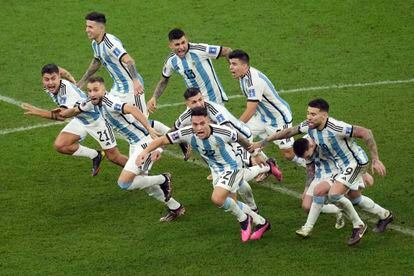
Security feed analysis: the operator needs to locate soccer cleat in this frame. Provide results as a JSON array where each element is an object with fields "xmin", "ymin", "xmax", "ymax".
[
  {"xmin": 240, "ymin": 215, "xmax": 252, "ymax": 243},
  {"xmin": 159, "ymin": 205, "xmax": 186, "ymax": 222},
  {"xmin": 373, "ymin": 212, "xmax": 394, "ymax": 233},
  {"xmin": 250, "ymin": 220, "xmax": 271, "ymax": 240},
  {"xmin": 335, "ymin": 211, "xmax": 346, "ymax": 229},
  {"xmin": 179, "ymin": 142, "xmax": 191, "ymax": 161},
  {"xmin": 295, "ymin": 226, "xmax": 312, "ymax": 238},
  {"xmin": 206, "ymin": 174, "xmax": 213, "ymax": 181},
  {"xmin": 160, "ymin": 173, "xmax": 173, "ymax": 202},
  {"xmin": 91, "ymin": 150, "xmax": 105, "ymax": 176},
  {"xmin": 254, "ymin": 172, "xmax": 269, "ymax": 182},
  {"xmin": 266, "ymin": 158, "xmax": 283, "ymax": 181},
  {"xmin": 347, "ymin": 224, "xmax": 368, "ymax": 246}
]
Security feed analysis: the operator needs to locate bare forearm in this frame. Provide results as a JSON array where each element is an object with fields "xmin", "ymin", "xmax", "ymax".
[
  {"xmin": 126, "ymin": 60, "xmax": 139, "ymax": 80},
  {"xmin": 261, "ymin": 125, "xmax": 300, "ymax": 146},
  {"xmin": 305, "ymin": 164, "xmax": 315, "ymax": 187},
  {"xmin": 59, "ymin": 67, "xmax": 76, "ymax": 84},
  {"xmin": 363, "ymin": 130, "xmax": 379, "ymax": 160},
  {"xmin": 78, "ymin": 58, "xmax": 100, "ymax": 86},
  {"xmin": 152, "ymin": 77, "xmax": 169, "ymax": 99}
]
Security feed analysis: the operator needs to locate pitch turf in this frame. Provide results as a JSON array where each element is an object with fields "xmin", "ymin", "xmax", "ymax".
[{"xmin": 0, "ymin": 1, "xmax": 413, "ymax": 274}]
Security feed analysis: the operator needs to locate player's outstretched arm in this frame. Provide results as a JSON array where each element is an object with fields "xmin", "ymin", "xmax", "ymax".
[
  {"xmin": 123, "ymin": 104, "xmax": 161, "ymax": 139},
  {"xmin": 136, "ymin": 135, "xmax": 170, "ymax": 166},
  {"xmin": 121, "ymin": 54, "xmax": 144, "ymax": 95},
  {"xmin": 21, "ymin": 103, "xmax": 65, "ymax": 121},
  {"xmin": 77, "ymin": 58, "xmax": 101, "ymax": 89},
  {"xmin": 219, "ymin": 46, "xmax": 232, "ymax": 59},
  {"xmin": 59, "ymin": 106, "xmax": 82, "ymax": 119},
  {"xmin": 352, "ymin": 125, "xmax": 386, "ymax": 176},
  {"xmin": 58, "ymin": 67, "xmax": 76, "ymax": 84},
  {"xmin": 248, "ymin": 124, "xmax": 301, "ymax": 151},
  {"xmin": 237, "ymin": 134, "xmax": 266, "ymax": 166},
  {"xmin": 148, "ymin": 76, "xmax": 170, "ymax": 113}
]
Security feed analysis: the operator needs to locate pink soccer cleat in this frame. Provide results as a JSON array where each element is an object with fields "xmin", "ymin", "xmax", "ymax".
[
  {"xmin": 240, "ymin": 215, "xmax": 252, "ymax": 243},
  {"xmin": 266, "ymin": 158, "xmax": 283, "ymax": 181},
  {"xmin": 250, "ymin": 221, "xmax": 271, "ymax": 240}
]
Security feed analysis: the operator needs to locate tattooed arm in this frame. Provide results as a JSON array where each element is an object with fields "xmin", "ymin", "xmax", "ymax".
[
  {"xmin": 77, "ymin": 58, "xmax": 101, "ymax": 89},
  {"xmin": 121, "ymin": 54, "xmax": 144, "ymax": 95},
  {"xmin": 147, "ymin": 76, "xmax": 170, "ymax": 113}
]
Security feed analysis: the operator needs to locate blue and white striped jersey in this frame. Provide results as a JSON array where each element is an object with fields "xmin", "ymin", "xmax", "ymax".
[
  {"xmin": 166, "ymin": 124, "xmax": 242, "ymax": 174},
  {"xmin": 91, "ymin": 33, "xmax": 144, "ymax": 95},
  {"xmin": 79, "ymin": 93, "xmax": 149, "ymax": 144},
  {"xmin": 307, "ymin": 145, "xmax": 340, "ymax": 180},
  {"xmin": 162, "ymin": 43, "xmax": 228, "ymax": 105},
  {"xmin": 299, "ymin": 118, "xmax": 369, "ymax": 168},
  {"xmin": 240, "ymin": 67, "xmax": 292, "ymax": 128},
  {"xmin": 45, "ymin": 79, "xmax": 100, "ymax": 125},
  {"xmin": 174, "ymin": 101, "xmax": 252, "ymax": 139}
]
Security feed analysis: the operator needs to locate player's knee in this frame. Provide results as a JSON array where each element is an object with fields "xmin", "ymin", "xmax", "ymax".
[
  {"xmin": 328, "ymin": 194, "xmax": 343, "ymax": 203},
  {"xmin": 211, "ymin": 194, "xmax": 225, "ymax": 206},
  {"xmin": 117, "ymin": 181, "xmax": 131, "ymax": 190},
  {"xmin": 53, "ymin": 140, "xmax": 66, "ymax": 153},
  {"xmin": 350, "ymin": 196, "xmax": 362, "ymax": 206},
  {"xmin": 313, "ymin": 196, "xmax": 326, "ymax": 205}
]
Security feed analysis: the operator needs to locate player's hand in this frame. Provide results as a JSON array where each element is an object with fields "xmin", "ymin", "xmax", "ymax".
[
  {"xmin": 248, "ymin": 141, "xmax": 263, "ymax": 152},
  {"xmin": 135, "ymin": 153, "xmax": 147, "ymax": 167},
  {"xmin": 147, "ymin": 97, "xmax": 157, "ymax": 113},
  {"xmin": 21, "ymin": 103, "xmax": 39, "ymax": 115},
  {"xmin": 133, "ymin": 79, "xmax": 144, "ymax": 95},
  {"xmin": 150, "ymin": 150, "xmax": 162, "ymax": 162},
  {"xmin": 371, "ymin": 158, "xmax": 386, "ymax": 176},
  {"xmin": 148, "ymin": 128, "xmax": 161, "ymax": 140}
]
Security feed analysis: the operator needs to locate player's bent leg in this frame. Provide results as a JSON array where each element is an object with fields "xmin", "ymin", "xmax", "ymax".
[
  {"xmin": 104, "ymin": 146, "xmax": 128, "ymax": 167},
  {"xmin": 237, "ymin": 181, "xmax": 258, "ymax": 212},
  {"xmin": 302, "ymin": 194, "xmax": 313, "ymax": 213},
  {"xmin": 54, "ymin": 132, "xmax": 87, "ymax": 155}
]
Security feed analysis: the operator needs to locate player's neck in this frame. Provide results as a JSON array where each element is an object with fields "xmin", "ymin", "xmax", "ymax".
[
  {"xmin": 95, "ymin": 32, "xmax": 106, "ymax": 43},
  {"xmin": 317, "ymin": 117, "xmax": 328, "ymax": 130}
]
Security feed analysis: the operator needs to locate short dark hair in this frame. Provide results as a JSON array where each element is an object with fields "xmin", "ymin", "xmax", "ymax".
[
  {"xmin": 293, "ymin": 138, "xmax": 310, "ymax": 158},
  {"xmin": 228, "ymin": 49, "xmax": 249, "ymax": 64},
  {"xmin": 308, "ymin": 98, "xmax": 329, "ymax": 112},
  {"xmin": 184, "ymin": 88, "xmax": 201, "ymax": 100},
  {"xmin": 85, "ymin": 12, "xmax": 106, "ymax": 24},
  {"xmin": 168, "ymin": 28, "xmax": 185, "ymax": 41},
  {"xmin": 191, "ymin": 106, "xmax": 208, "ymax": 117},
  {"xmin": 88, "ymin": 76, "xmax": 105, "ymax": 84},
  {"xmin": 41, "ymin": 64, "xmax": 59, "ymax": 75}
]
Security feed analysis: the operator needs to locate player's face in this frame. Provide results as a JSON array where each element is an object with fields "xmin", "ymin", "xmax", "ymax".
[
  {"xmin": 191, "ymin": 115, "xmax": 211, "ymax": 139},
  {"xmin": 42, "ymin": 72, "xmax": 61, "ymax": 94},
  {"xmin": 87, "ymin": 82, "xmax": 105, "ymax": 105},
  {"xmin": 186, "ymin": 93, "xmax": 205, "ymax": 109},
  {"xmin": 169, "ymin": 36, "xmax": 189, "ymax": 58},
  {"xmin": 307, "ymin": 107, "xmax": 328, "ymax": 130},
  {"xmin": 86, "ymin": 20, "xmax": 104, "ymax": 40},
  {"xmin": 303, "ymin": 139, "xmax": 316, "ymax": 160},
  {"xmin": 229, "ymin": 58, "xmax": 248, "ymax": 79}
]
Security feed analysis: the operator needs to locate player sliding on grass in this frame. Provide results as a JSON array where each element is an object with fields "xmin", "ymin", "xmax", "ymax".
[
  {"xmin": 250, "ymin": 98, "xmax": 393, "ymax": 245},
  {"xmin": 60, "ymin": 76, "xmax": 185, "ymax": 222},
  {"xmin": 22, "ymin": 64, "xmax": 127, "ymax": 176},
  {"xmin": 136, "ymin": 106, "xmax": 271, "ymax": 242}
]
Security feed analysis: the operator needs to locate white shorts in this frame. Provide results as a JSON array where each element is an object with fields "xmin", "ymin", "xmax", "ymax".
[
  {"xmin": 212, "ymin": 168, "xmax": 245, "ymax": 194},
  {"xmin": 110, "ymin": 89, "xmax": 148, "ymax": 118},
  {"xmin": 61, "ymin": 117, "xmax": 117, "ymax": 150},
  {"xmin": 333, "ymin": 163, "xmax": 368, "ymax": 190},
  {"xmin": 306, "ymin": 177, "xmax": 333, "ymax": 197},
  {"xmin": 123, "ymin": 136, "xmax": 155, "ymax": 175},
  {"xmin": 246, "ymin": 114, "xmax": 294, "ymax": 149},
  {"xmin": 231, "ymin": 143, "xmax": 250, "ymax": 167}
]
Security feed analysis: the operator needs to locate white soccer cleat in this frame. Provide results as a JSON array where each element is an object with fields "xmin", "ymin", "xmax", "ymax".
[
  {"xmin": 335, "ymin": 211, "xmax": 345, "ymax": 229},
  {"xmin": 295, "ymin": 226, "xmax": 312, "ymax": 238}
]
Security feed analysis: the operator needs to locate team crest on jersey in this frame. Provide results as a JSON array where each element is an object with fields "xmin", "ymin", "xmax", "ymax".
[
  {"xmin": 248, "ymin": 88, "xmax": 255, "ymax": 97},
  {"xmin": 208, "ymin": 47, "xmax": 217, "ymax": 55}
]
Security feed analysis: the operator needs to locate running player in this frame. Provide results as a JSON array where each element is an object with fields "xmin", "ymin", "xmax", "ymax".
[
  {"xmin": 22, "ymin": 64, "xmax": 127, "ymax": 175},
  {"xmin": 147, "ymin": 28, "xmax": 232, "ymax": 112},
  {"xmin": 136, "ymin": 107, "xmax": 271, "ymax": 242},
  {"xmin": 60, "ymin": 77, "xmax": 185, "ymax": 222},
  {"xmin": 228, "ymin": 49, "xmax": 306, "ymax": 169}
]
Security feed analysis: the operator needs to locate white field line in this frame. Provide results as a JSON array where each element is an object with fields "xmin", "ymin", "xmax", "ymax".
[
  {"xmin": 0, "ymin": 122, "xmax": 64, "ymax": 135},
  {"xmin": 163, "ymin": 149, "xmax": 414, "ymax": 237},
  {"xmin": 157, "ymin": 78, "xmax": 414, "ymax": 109}
]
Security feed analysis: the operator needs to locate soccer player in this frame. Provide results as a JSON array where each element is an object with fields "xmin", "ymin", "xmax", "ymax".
[
  {"xmin": 60, "ymin": 77, "xmax": 185, "ymax": 222},
  {"xmin": 22, "ymin": 64, "xmax": 127, "ymax": 175},
  {"xmin": 147, "ymin": 28, "xmax": 232, "ymax": 112},
  {"xmin": 252, "ymin": 98, "xmax": 393, "ymax": 245},
  {"xmin": 136, "ymin": 107, "xmax": 271, "ymax": 242},
  {"xmin": 228, "ymin": 49, "xmax": 306, "ymax": 170}
]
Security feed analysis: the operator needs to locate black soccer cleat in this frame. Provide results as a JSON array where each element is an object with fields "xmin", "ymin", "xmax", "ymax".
[
  {"xmin": 159, "ymin": 205, "xmax": 186, "ymax": 222},
  {"xmin": 347, "ymin": 224, "xmax": 368, "ymax": 246},
  {"xmin": 91, "ymin": 150, "xmax": 105, "ymax": 176},
  {"xmin": 179, "ymin": 142, "xmax": 191, "ymax": 161},
  {"xmin": 373, "ymin": 212, "xmax": 394, "ymax": 233}
]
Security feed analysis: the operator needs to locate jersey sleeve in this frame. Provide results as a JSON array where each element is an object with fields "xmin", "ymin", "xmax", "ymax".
[
  {"xmin": 166, "ymin": 127, "xmax": 193, "ymax": 144},
  {"xmin": 205, "ymin": 44, "xmax": 222, "ymax": 59},
  {"xmin": 245, "ymin": 79, "xmax": 264, "ymax": 102},
  {"xmin": 162, "ymin": 55, "xmax": 174, "ymax": 78},
  {"xmin": 104, "ymin": 94, "xmax": 127, "ymax": 114},
  {"xmin": 335, "ymin": 119, "xmax": 354, "ymax": 138},
  {"xmin": 62, "ymin": 86, "xmax": 86, "ymax": 109},
  {"xmin": 78, "ymin": 99, "xmax": 95, "ymax": 112},
  {"xmin": 174, "ymin": 108, "xmax": 192, "ymax": 129},
  {"xmin": 106, "ymin": 34, "xmax": 128, "ymax": 59},
  {"xmin": 298, "ymin": 120, "xmax": 309, "ymax": 133},
  {"xmin": 212, "ymin": 125, "xmax": 238, "ymax": 143}
]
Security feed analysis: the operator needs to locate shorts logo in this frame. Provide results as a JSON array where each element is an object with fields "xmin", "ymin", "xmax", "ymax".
[
  {"xmin": 113, "ymin": 47, "xmax": 121, "ymax": 57},
  {"xmin": 208, "ymin": 47, "xmax": 217, "ymax": 55},
  {"xmin": 248, "ymin": 89, "xmax": 255, "ymax": 97},
  {"xmin": 231, "ymin": 132, "xmax": 237, "ymax": 141}
]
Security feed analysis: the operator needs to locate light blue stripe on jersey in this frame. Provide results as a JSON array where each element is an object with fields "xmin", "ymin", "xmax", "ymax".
[
  {"xmin": 179, "ymin": 56, "xmax": 199, "ymax": 89},
  {"xmin": 201, "ymin": 138, "xmax": 222, "ymax": 173},
  {"xmin": 206, "ymin": 59, "xmax": 227, "ymax": 101},
  {"xmin": 190, "ymin": 52, "xmax": 217, "ymax": 103},
  {"xmin": 215, "ymin": 136, "xmax": 238, "ymax": 170},
  {"xmin": 257, "ymin": 102, "xmax": 277, "ymax": 126},
  {"xmin": 190, "ymin": 136, "xmax": 200, "ymax": 155},
  {"xmin": 257, "ymin": 72, "xmax": 292, "ymax": 123},
  {"xmin": 102, "ymin": 107, "xmax": 140, "ymax": 143},
  {"xmin": 102, "ymin": 45, "xmax": 129, "ymax": 93},
  {"xmin": 327, "ymin": 131, "xmax": 350, "ymax": 166}
]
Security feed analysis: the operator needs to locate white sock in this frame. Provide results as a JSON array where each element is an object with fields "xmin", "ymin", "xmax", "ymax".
[
  {"xmin": 166, "ymin": 198, "xmax": 181, "ymax": 210},
  {"xmin": 237, "ymin": 181, "xmax": 257, "ymax": 210},
  {"xmin": 127, "ymin": 175, "xmax": 165, "ymax": 190},
  {"xmin": 244, "ymin": 165, "xmax": 269, "ymax": 182},
  {"xmin": 152, "ymin": 120, "xmax": 170, "ymax": 135},
  {"xmin": 237, "ymin": 201, "xmax": 266, "ymax": 225},
  {"xmin": 321, "ymin": 204, "xmax": 340, "ymax": 214},
  {"xmin": 292, "ymin": 155, "xmax": 306, "ymax": 167},
  {"xmin": 222, "ymin": 197, "xmax": 247, "ymax": 222},
  {"xmin": 72, "ymin": 145, "xmax": 98, "ymax": 159},
  {"xmin": 357, "ymin": 196, "xmax": 389, "ymax": 219},
  {"xmin": 304, "ymin": 202, "xmax": 323, "ymax": 228},
  {"xmin": 333, "ymin": 196, "xmax": 364, "ymax": 227},
  {"xmin": 144, "ymin": 185, "xmax": 165, "ymax": 202}
]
